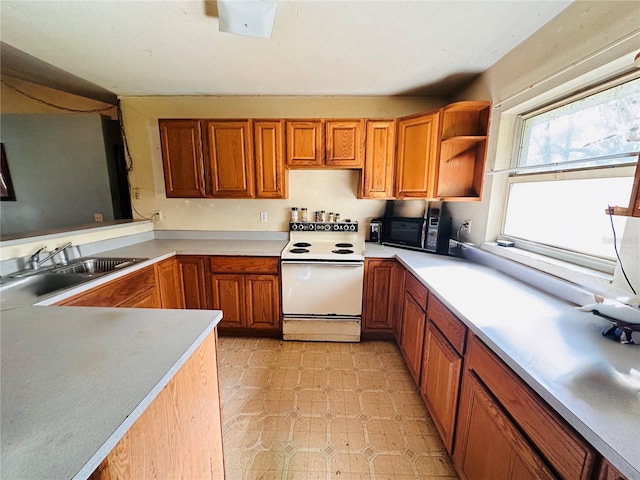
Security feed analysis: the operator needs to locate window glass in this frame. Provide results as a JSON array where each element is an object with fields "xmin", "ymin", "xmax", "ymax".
[
  {"xmin": 503, "ymin": 177, "xmax": 633, "ymax": 259},
  {"xmin": 518, "ymin": 78, "xmax": 640, "ymax": 171}
]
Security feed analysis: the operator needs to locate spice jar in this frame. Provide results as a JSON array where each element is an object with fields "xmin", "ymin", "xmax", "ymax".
[
  {"xmin": 335, "ymin": 213, "xmax": 341, "ymax": 222},
  {"xmin": 320, "ymin": 210, "xmax": 327, "ymax": 222},
  {"xmin": 301, "ymin": 207, "xmax": 308, "ymax": 222},
  {"xmin": 328, "ymin": 212, "xmax": 335, "ymax": 222},
  {"xmin": 290, "ymin": 207, "xmax": 299, "ymax": 222}
]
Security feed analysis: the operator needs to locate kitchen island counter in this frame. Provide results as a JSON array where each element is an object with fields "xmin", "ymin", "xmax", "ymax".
[
  {"xmin": 1, "ymin": 304, "xmax": 223, "ymax": 480},
  {"xmin": 365, "ymin": 242, "xmax": 640, "ymax": 479}
]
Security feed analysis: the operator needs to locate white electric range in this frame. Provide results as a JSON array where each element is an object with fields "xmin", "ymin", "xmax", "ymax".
[{"xmin": 281, "ymin": 221, "xmax": 364, "ymax": 342}]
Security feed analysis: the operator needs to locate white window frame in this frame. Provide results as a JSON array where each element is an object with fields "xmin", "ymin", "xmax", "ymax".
[{"xmin": 483, "ymin": 62, "xmax": 640, "ymax": 292}]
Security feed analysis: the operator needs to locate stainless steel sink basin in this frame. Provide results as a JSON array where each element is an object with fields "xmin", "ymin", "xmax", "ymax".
[
  {"xmin": 0, "ymin": 273, "xmax": 92, "ymax": 308},
  {"xmin": 0, "ymin": 257, "xmax": 148, "ymax": 309},
  {"xmin": 51, "ymin": 257, "xmax": 147, "ymax": 275}
]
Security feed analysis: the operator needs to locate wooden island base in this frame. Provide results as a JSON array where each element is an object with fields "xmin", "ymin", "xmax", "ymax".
[{"xmin": 89, "ymin": 331, "xmax": 224, "ymax": 479}]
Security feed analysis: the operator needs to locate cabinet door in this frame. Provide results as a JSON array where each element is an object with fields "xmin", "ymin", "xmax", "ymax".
[
  {"xmin": 395, "ymin": 112, "xmax": 440, "ymax": 198},
  {"xmin": 203, "ymin": 120, "xmax": 254, "ymax": 198},
  {"xmin": 453, "ymin": 371, "xmax": 555, "ymax": 480},
  {"xmin": 325, "ymin": 120, "xmax": 365, "ymax": 168},
  {"xmin": 420, "ymin": 322, "xmax": 462, "ymax": 453},
  {"xmin": 358, "ymin": 120, "xmax": 396, "ymax": 199},
  {"xmin": 156, "ymin": 258, "xmax": 186, "ymax": 309},
  {"xmin": 286, "ymin": 120, "xmax": 324, "ymax": 167},
  {"xmin": 400, "ymin": 291, "xmax": 427, "ymax": 384},
  {"xmin": 208, "ymin": 273, "xmax": 245, "ymax": 329},
  {"xmin": 254, "ymin": 120, "xmax": 287, "ymax": 198},
  {"xmin": 245, "ymin": 274, "xmax": 280, "ymax": 330},
  {"xmin": 159, "ymin": 120, "xmax": 206, "ymax": 198},
  {"xmin": 178, "ymin": 256, "xmax": 208, "ymax": 309},
  {"xmin": 362, "ymin": 258, "xmax": 403, "ymax": 333}
]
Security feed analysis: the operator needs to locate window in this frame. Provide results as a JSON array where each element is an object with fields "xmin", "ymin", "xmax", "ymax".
[{"xmin": 501, "ymin": 75, "xmax": 639, "ymax": 271}]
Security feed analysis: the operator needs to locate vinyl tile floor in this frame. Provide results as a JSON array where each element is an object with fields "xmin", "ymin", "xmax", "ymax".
[{"xmin": 218, "ymin": 337, "xmax": 458, "ymax": 480}]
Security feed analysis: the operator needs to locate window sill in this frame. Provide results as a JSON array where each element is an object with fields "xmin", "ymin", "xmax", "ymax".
[{"xmin": 479, "ymin": 241, "xmax": 632, "ymax": 302}]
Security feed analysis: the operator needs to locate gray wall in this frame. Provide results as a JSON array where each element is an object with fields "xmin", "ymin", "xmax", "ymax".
[{"xmin": 0, "ymin": 113, "xmax": 114, "ymax": 236}]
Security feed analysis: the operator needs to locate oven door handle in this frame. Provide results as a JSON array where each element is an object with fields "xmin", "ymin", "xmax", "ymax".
[{"xmin": 281, "ymin": 261, "xmax": 364, "ymax": 267}]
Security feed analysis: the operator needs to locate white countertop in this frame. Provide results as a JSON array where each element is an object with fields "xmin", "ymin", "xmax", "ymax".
[
  {"xmin": 1, "ymin": 305, "xmax": 222, "ymax": 480},
  {"xmin": 365, "ymin": 243, "xmax": 640, "ymax": 480},
  {"xmin": 2, "ymin": 236, "xmax": 638, "ymax": 479}
]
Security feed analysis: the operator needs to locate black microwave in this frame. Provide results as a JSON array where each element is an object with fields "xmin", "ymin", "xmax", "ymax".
[{"xmin": 381, "ymin": 211, "xmax": 451, "ymax": 254}]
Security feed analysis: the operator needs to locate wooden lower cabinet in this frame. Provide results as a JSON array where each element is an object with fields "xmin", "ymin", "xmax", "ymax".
[
  {"xmin": 89, "ymin": 331, "xmax": 224, "ymax": 479},
  {"xmin": 362, "ymin": 258, "xmax": 405, "ymax": 335},
  {"xmin": 156, "ymin": 257, "xmax": 186, "ymax": 309},
  {"xmin": 420, "ymin": 322, "xmax": 462, "ymax": 453},
  {"xmin": 57, "ymin": 266, "xmax": 160, "ymax": 308},
  {"xmin": 454, "ymin": 370, "xmax": 556, "ymax": 480},
  {"xmin": 454, "ymin": 335, "xmax": 597, "ymax": 480},
  {"xmin": 208, "ymin": 256, "xmax": 281, "ymax": 333},
  {"xmin": 596, "ymin": 459, "xmax": 626, "ymax": 480},
  {"xmin": 399, "ymin": 273, "xmax": 428, "ymax": 384},
  {"xmin": 177, "ymin": 255, "xmax": 208, "ymax": 309}
]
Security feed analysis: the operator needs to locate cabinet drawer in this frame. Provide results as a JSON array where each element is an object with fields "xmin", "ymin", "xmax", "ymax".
[
  {"xmin": 209, "ymin": 256, "xmax": 279, "ymax": 274},
  {"xmin": 428, "ymin": 295, "xmax": 467, "ymax": 355},
  {"xmin": 405, "ymin": 273, "xmax": 428, "ymax": 308},
  {"xmin": 59, "ymin": 266, "xmax": 156, "ymax": 307},
  {"xmin": 466, "ymin": 335, "xmax": 596, "ymax": 480}
]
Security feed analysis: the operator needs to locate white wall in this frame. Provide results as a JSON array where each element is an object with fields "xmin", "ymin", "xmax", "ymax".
[
  {"xmin": 446, "ymin": 1, "xmax": 640, "ymax": 294},
  {"xmin": 120, "ymin": 96, "xmax": 446, "ymax": 232}
]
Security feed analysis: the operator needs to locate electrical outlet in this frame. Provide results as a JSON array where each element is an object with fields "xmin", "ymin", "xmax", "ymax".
[
  {"xmin": 154, "ymin": 211, "xmax": 163, "ymax": 221},
  {"xmin": 260, "ymin": 211, "xmax": 268, "ymax": 222},
  {"xmin": 133, "ymin": 188, "xmax": 141, "ymax": 200},
  {"xmin": 94, "ymin": 213, "xmax": 104, "ymax": 222}
]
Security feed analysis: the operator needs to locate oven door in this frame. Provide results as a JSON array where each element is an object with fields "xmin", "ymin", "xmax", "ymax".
[{"xmin": 281, "ymin": 260, "xmax": 364, "ymax": 316}]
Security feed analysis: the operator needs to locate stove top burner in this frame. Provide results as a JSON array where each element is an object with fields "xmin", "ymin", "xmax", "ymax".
[
  {"xmin": 290, "ymin": 248, "xmax": 310, "ymax": 254},
  {"xmin": 332, "ymin": 249, "xmax": 354, "ymax": 255},
  {"xmin": 293, "ymin": 242, "xmax": 312, "ymax": 247},
  {"xmin": 335, "ymin": 243, "xmax": 354, "ymax": 248}
]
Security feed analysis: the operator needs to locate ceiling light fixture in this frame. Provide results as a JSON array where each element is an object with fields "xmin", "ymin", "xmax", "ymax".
[{"xmin": 217, "ymin": 0, "xmax": 278, "ymax": 38}]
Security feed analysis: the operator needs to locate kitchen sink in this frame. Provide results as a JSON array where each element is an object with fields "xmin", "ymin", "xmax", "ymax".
[
  {"xmin": 0, "ymin": 257, "xmax": 148, "ymax": 308},
  {"xmin": 51, "ymin": 257, "xmax": 147, "ymax": 275}
]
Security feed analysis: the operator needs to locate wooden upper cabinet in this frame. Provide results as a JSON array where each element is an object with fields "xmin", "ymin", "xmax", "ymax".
[
  {"xmin": 286, "ymin": 120, "xmax": 325, "ymax": 167},
  {"xmin": 254, "ymin": 120, "xmax": 287, "ymax": 198},
  {"xmin": 159, "ymin": 120, "xmax": 206, "ymax": 198},
  {"xmin": 203, "ymin": 120, "xmax": 254, "ymax": 198},
  {"xmin": 358, "ymin": 120, "xmax": 396, "ymax": 198},
  {"xmin": 395, "ymin": 112, "xmax": 440, "ymax": 198},
  {"xmin": 325, "ymin": 119, "xmax": 365, "ymax": 168},
  {"xmin": 436, "ymin": 101, "xmax": 490, "ymax": 201}
]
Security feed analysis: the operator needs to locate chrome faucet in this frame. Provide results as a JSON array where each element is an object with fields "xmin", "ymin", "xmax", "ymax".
[{"xmin": 28, "ymin": 242, "xmax": 73, "ymax": 270}]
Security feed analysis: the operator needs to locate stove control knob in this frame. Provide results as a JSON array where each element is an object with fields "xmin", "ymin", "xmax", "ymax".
[{"xmin": 349, "ymin": 224, "xmax": 356, "ymax": 231}]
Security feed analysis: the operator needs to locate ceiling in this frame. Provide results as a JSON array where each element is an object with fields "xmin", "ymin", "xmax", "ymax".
[{"xmin": 0, "ymin": 1, "xmax": 573, "ymax": 100}]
